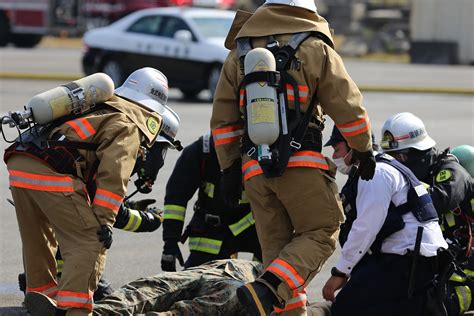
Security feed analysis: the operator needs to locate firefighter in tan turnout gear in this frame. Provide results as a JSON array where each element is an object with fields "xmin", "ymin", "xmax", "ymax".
[
  {"xmin": 4, "ymin": 67, "xmax": 180, "ymax": 316},
  {"xmin": 210, "ymin": 1, "xmax": 376, "ymax": 315}
]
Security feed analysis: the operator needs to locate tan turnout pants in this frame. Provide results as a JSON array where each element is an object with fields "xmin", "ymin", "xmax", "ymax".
[
  {"xmin": 245, "ymin": 163, "xmax": 344, "ymax": 315},
  {"xmin": 7, "ymin": 155, "xmax": 106, "ymax": 316}
]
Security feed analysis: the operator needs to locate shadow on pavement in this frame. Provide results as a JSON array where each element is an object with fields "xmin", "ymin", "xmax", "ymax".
[{"xmin": 0, "ymin": 306, "xmax": 27, "ymax": 315}]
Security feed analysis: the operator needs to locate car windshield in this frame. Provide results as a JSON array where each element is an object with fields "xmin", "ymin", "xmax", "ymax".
[{"xmin": 191, "ymin": 17, "xmax": 233, "ymax": 39}]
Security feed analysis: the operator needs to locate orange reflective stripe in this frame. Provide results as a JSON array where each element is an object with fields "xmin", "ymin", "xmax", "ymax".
[
  {"xmin": 239, "ymin": 89, "xmax": 245, "ymax": 107},
  {"xmin": 9, "ymin": 170, "xmax": 74, "ymax": 192},
  {"xmin": 56, "ymin": 290, "xmax": 93, "ymax": 310},
  {"xmin": 336, "ymin": 117, "xmax": 370, "ymax": 137},
  {"xmin": 274, "ymin": 293, "xmax": 307, "ymax": 313},
  {"xmin": 93, "ymin": 188, "xmax": 123, "ymax": 213},
  {"xmin": 66, "ymin": 118, "xmax": 96, "ymax": 140},
  {"xmin": 212, "ymin": 125, "xmax": 244, "ymax": 145},
  {"xmin": 286, "ymin": 84, "xmax": 309, "ymax": 102},
  {"xmin": 242, "ymin": 160, "xmax": 263, "ymax": 181},
  {"xmin": 267, "ymin": 258, "xmax": 305, "ymax": 291},
  {"xmin": 27, "ymin": 281, "xmax": 58, "ymax": 298},
  {"xmin": 287, "ymin": 151, "xmax": 329, "ymax": 170}
]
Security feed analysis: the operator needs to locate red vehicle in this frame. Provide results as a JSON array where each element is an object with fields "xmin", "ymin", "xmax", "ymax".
[{"xmin": 0, "ymin": 0, "xmax": 234, "ymax": 48}]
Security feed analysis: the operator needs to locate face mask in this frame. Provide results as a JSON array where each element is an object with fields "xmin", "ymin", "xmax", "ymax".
[{"xmin": 333, "ymin": 150, "xmax": 352, "ymax": 175}]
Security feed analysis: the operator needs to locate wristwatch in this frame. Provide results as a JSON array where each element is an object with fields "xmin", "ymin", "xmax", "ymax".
[{"xmin": 331, "ymin": 267, "xmax": 347, "ymax": 278}]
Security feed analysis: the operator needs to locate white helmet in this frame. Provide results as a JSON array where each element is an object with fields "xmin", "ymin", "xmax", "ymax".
[
  {"xmin": 115, "ymin": 67, "xmax": 181, "ymax": 149},
  {"xmin": 264, "ymin": 0, "xmax": 317, "ymax": 13},
  {"xmin": 115, "ymin": 67, "xmax": 168, "ymax": 113},
  {"xmin": 381, "ymin": 112, "xmax": 436, "ymax": 152}
]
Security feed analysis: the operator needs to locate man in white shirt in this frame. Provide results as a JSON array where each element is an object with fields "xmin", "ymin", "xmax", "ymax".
[{"xmin": 322, "ymin": 126, "xmax": 448, "ymax": 316}]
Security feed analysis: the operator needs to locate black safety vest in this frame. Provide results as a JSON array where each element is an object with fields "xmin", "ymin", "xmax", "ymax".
[{"xmin": 339, "ymin": 154, "xmax": 438, "ymax": 252}]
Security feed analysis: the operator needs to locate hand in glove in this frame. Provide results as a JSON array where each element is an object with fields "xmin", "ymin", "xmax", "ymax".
[
  {"xmin": 220, "ymin": 159, "xmax": 242, "ymax": 209},
  {"xmin": 97, "ymin": 224, "xmax": 113, "ymax": 249},
  {"xmin": 161, "ymin": 241, "xmax": 184, "ymax": 272},
  {"xmin": 125, "ymin": 199, "xmax": 156, "ymax": 211},
  {"xmin": 351, "ymin": 149, "xmax": 376, "ymax": 180}
]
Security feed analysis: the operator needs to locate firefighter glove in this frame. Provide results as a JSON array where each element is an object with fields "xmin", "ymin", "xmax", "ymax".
[
  {"xmin": 161, "ymin": 241, "xmax": 184, "ymax": 272},
  {"xmin": 221, "ymin": 159, "xmax": 242, "ymax": 208},
  {"xmin": 125, "ymin": 199, "xmax": 156, "ymax": 211},
  {"xmin": 351, "ymin": 149, "xmax": 376, "ymax": 180},
  {"xmin": 97, "ymin": 224, "xmax": 113, "ymax": 249}
]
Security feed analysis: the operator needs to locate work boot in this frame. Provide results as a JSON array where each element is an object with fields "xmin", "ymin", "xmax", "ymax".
[
  {"xmin": 236, "ymin": 281, "xmax": 281, "ymax": 316},
  {"xmin": 94, "ymin": 277, "xmax": 114, "ymax": 301},
  {"xmin": 24, "ymin": 291, "xmax": 66, "ymax": 316}
]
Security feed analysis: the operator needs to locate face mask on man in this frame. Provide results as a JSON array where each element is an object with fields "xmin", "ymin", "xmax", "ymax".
[{"xmin": 334, "ymin": 150, "xmax": 352, "ymax": 175}]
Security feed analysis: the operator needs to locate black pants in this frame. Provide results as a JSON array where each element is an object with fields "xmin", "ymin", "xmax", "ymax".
[
  {"xmin": 331, "ymin": 253, "xmax": 437, "ymax": 316},
  {"xmin": 184, "ymin": 225, "xmax": 262, "ymax": 269}
]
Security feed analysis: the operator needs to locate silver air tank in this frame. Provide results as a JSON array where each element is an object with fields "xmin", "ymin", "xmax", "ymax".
[
  {"xmin": 27, "ymin": 73, "xmax": 114, "ymax": 124},
  {"xmin": 244, "ymin": 47, "xmax": 280, "ymax": 162}
]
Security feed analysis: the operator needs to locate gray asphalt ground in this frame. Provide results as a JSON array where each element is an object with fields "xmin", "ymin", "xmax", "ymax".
[{"xmin": 0, "ymin": 45, "xmax": 473, "ymax": 314}]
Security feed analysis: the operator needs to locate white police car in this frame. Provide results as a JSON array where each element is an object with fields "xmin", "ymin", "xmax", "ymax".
[{"xmin": 82, "ymin": 7, "xmax": 235, "ymax": 99}]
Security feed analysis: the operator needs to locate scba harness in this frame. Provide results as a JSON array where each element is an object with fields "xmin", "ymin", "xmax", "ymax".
[
  {"xmin": 237, "ymin": 32, "xmax": 329, "ymax": 178},
  {"xmin": 339, "ymin": 154, "xmax": 439, "ymax": 251}
]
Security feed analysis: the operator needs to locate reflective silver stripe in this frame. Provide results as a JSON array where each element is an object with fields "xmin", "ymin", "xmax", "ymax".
[
  {"xmin": 56, "ymin": 294, "xmax": 92, "ymax": 305},
  {"xmin": 213, "ymin": 129, "xmax": 244, "ymax": 141},
  {"xmin": 72, "ymin": 119, "xmax": 94, "ymax": 138},
  {"xmin": 9, "ymin": 175, "xmax": 72, "ymax": 187},
  {"xmin": 243, "ymin": 163, "xmax": 262, "ymax": 176},
  {"xmin": 229, "ymin": 212, "xmax": 255, "ymax": 236},
  {"xmin": 270, "ymin": 261, "xmax": 303, "ymax": 287},
  {"xmin": 124, "ymin": 209, "xmax": 142, "ymax": 231},
  {"xmin": 338, "ymin": 121, "xmax": 368, "ymax": 134},
  {"xmin": 289, "ymin": 155, "xmax": 326, "ymax": 165},
  {"xmin": 94, "ymin": 193, "xmax": 121, "ymax": 208}
]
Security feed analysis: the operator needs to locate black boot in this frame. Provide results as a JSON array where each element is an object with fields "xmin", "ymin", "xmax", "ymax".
[
  {"xmin": 18, "ymin": 273, "xmax": 26, "ymax": 295},
  {"xmin": 24, "ymin": 291, "xmax": 66, "ymax": 316},
  {"xmin": 94, "ymin": 277, "xmax": 114, "ymax": 301},
  {"xmin": 236, "ymin": 281, "xmax": 281, "ymax": 316}
]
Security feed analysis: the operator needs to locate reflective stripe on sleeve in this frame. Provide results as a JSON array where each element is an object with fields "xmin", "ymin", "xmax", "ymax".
[
  {"xmin": 27, "ymin": 281, "xmax": 58, "ymax": 298},
  {"xmin": 229, "ymin": 212, "xmax": 255, "ymax": 236},
  {"xmin": 163, "ymin": 204, "xmax": 186, "ymax": 221},
  {"xmin": 239, "ymin": 89, "xmax": 245, "ymax": 107},
  {"xmin": 242, "ymin": 160, "xmax": 263, "ymax": 181},
  {"xmin": 9, "ymin": 170, "xmax": 74, "ymax": 192},
  {"xmin": 66, "ymin": 118, "xmax": 96, "ymax": 140},
  {"xmin": 188, "ymin": 237, "xmax": 222, "ymax": 254},
  {"xmin": 455, "ymin": 285, "xmax": 472, "ymax": 314},
  {"xmin": 56, "ymin": 290, "xmax": 93, "ymax": 310},
  {"xmin": 93, "ymin": 188, "xmax": 123, "ymax": 213},
  {"xmin": 123, "ymin": 209, "xmax": 142, "ymax": 232},
  {"xmin": 267, "ymin": 258, "xmax": 305, "ymax": 292},
  {"xmin": 336, "ymin": 117, "xmax": 370, "ymax": 137},
  {"xmin": 212, "ymin": 125, "xmax": 244, "ymax": 146}
]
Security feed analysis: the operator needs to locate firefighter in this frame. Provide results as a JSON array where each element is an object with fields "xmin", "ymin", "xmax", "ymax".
[
  {"xmin": 5, "ymin": 67, "xmax": 180, "ymax": 316},
  {"xmin": 210, "ymin": 1, "xmax": 376, "ymax": 315},
  {"xmin": 161, "ymin": 134, "xmax": 262, "ymax": 272},
  {"xmin": 322, "ymin": 125, "xmax": 448, "ymax": 315},
  {"xmin": 381, "ymin": 112, "xmax": 474, "ymax": 315}
]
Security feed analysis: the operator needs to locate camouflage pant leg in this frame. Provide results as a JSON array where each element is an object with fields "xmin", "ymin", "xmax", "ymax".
[{"xmin": 93, "ymin": 260, "xmax": 263, "ymax": 316}]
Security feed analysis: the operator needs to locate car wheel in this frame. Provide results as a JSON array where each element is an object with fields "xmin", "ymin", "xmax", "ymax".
[
  {"xmin": 180, "ymin": 88, "xmax": 202, "ymax": 100},
  {"xmin": 207, "ymin": 64, "xmax": 222, "ymax": 100},
  {"xmin": 102, "ymin": 59, "xmax": 124, "ymax": 87},
  {"xmin": 0, "ymin": 13, "xmax": 11, "ymax": 47},
  {"xmin": 11, "ymin": 34, "xmax": 43, "ymax": 48}
]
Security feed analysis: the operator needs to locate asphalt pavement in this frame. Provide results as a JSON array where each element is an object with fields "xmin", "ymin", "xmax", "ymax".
[{"xmin": 0, "ymin": 45, "xmax": 473, "ymax": 314}]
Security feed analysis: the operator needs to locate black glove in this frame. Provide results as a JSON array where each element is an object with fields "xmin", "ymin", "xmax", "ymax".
[
  {"xmin": 134, "ymin": 178, "xmax": 153, "ymax": 194},
  {"xmin": 97, "ymin": 224, "xmax": 113, "ymax": 249},
  {"xmin": 351, "ymin": 149, "xmax": 376, "ymax": 180},
  {"xmin": 125, "ymin": 199, "xmax": 156, "ymax": 211},
  {"xmin": 220, "ymin": 159, "xmax": 242, "ymax": 209},
  {"xmin": 161, "ymin": 241, "xmax": 184, "ymax": 272}
]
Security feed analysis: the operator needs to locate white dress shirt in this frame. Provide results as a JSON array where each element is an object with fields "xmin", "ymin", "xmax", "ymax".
[{"xmin": 336, "ymin": 162, "xmax": 448, "ymax": 275}]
